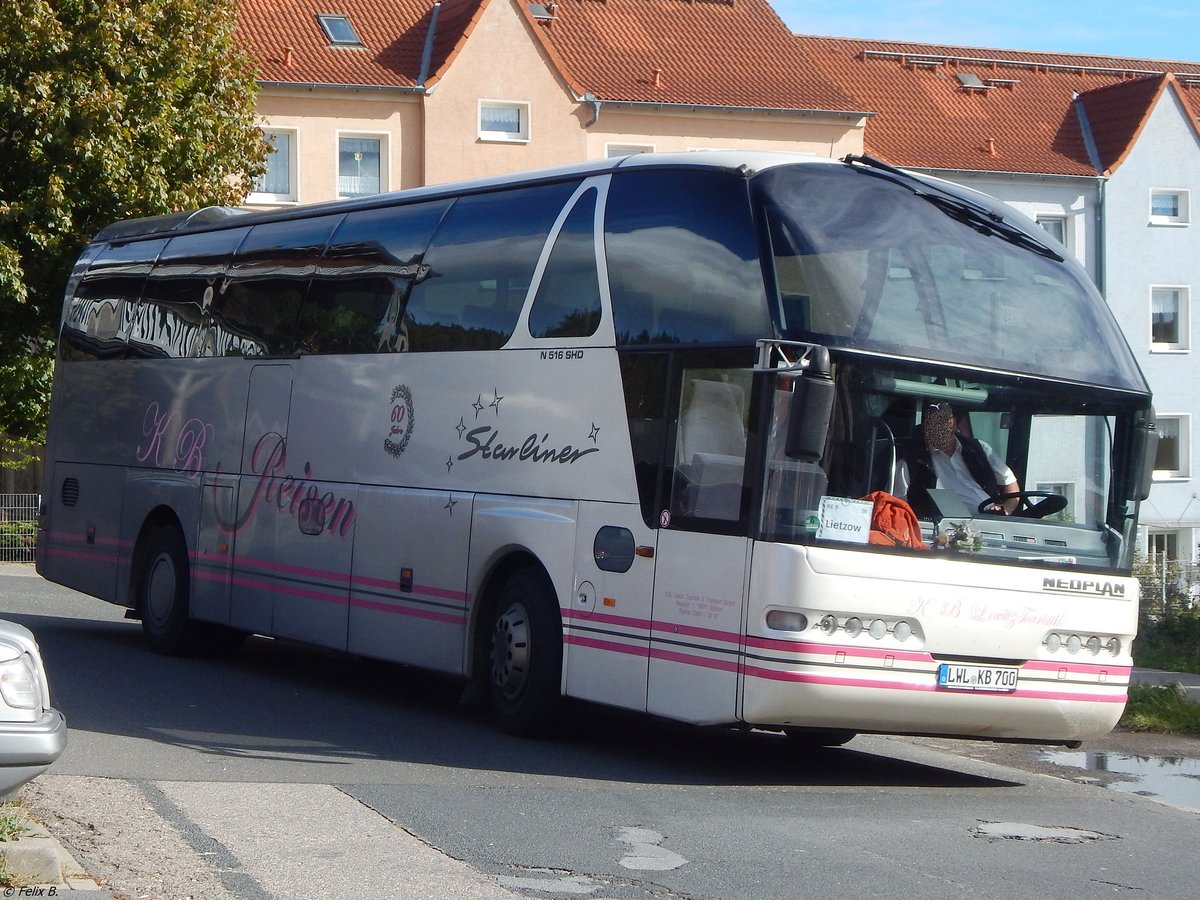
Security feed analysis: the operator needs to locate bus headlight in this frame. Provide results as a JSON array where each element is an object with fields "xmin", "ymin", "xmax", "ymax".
[
  {"xmin": 811, "ymin": 614, "xmax": 920, "ymax": 645},
  {"xmin": 1044, "ymin": 632, "xmax": 1123, "ymax": 657}
]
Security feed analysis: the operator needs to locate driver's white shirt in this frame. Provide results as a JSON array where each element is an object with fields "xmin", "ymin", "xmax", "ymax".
[{"xmin": 895, "ymin": 438, "xmax": 1017, "ymax": 508}]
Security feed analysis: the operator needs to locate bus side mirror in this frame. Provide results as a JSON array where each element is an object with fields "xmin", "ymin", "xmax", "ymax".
[
  {"xmin": 1133, "ymin": 413, "xmax": 1158, "ymax": 502},
  {"xmin": 785, "ymin": 371, "xmax": 835, "ymax": 462}
]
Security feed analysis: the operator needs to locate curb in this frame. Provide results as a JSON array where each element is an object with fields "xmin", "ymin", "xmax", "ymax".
[{"xmin": 0, "ymin": 811, "xmax": 101, "ymax": 892}]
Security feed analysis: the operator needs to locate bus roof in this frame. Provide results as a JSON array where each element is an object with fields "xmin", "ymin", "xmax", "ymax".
[{"xmin": 92, "ymin": 151, "xmax": 837, "ymax": 244}]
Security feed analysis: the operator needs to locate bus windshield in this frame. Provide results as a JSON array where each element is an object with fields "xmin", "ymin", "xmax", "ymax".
[
  {"xmin": 749, "ymin": 162, "xmax": 1151, "ymax": 575},
  {"xmin": 756, "ymin": 354, "xmax": 1147, "ymax": 572},
  {"xmin": 754, "ymin": 162, "xmax": 1145, "ymax": 392}
]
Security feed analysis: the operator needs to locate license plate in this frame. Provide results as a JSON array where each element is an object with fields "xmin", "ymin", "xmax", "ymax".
[{"xmin": 937, "ymin": 663, "xmax": 1019, "ymax": 692}]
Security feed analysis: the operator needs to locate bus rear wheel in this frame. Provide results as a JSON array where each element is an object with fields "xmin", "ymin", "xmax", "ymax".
[
  {"xmin": 487, "ymin": 569, "xmax": 562, "ymax": 736},
  {"xmin": 139, "ymin": 526, "xmax": 197, "ymax": 655}
]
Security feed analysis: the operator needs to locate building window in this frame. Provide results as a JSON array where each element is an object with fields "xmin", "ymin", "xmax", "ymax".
[
  {"xmin": 1154, "ymin": 415, "xmax": 1189, "ymax": 479},
  {"xmin": 605, "ymin": 144, "xmax": 654, "ymax": 158},
  {"xmin": 250, "ymin": 129, "xmax": 297, "ymax": 204},
  {"xmin": 337, "ymin": 134, "xmax": 384, "ymax": 198},
  {"xmin": 1148, "ymin": 530, "xmax": 1180, "ymax": 561},
  {"xmin": 1035, "ymin": 481, "xmax": 1075, "ymax": 521},
  {"xmin": 1150, "ymin": 189, "xmax": 1189, "ymax": 225},
  {"xmin": 478, "ymin": 101, "xmax": 530, "ymax": 143},
  {"xmin": 317, "ymin": 15, "xmax": 363, "ymax": 46},
  {"xmin": 1151, "ymin": 286, "xmax": 1190, "ymax": 351},
  {"xmin": 1036, "ymin": 215, "xmax": 1067, "ymax": 245}
]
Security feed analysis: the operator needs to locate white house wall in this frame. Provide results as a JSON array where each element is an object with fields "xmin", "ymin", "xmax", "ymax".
[
  {"xmin": 1103, "ymin": 88, "xmax": 1200, "ymax": 548},
  {"xmin": 928, "ymin": 172, "xmax": 1099, "ymax": 282}
]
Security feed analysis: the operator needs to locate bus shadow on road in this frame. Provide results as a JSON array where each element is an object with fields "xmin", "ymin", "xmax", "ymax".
[{"xmin": 18, "ymin": 608, "xmax": 1020, "ymax": 790}]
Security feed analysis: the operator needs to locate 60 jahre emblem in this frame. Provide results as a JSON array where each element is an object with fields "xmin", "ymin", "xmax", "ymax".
[{"xmin": 385, "ymin": 385, "xmax": 415, "ymax": 458}]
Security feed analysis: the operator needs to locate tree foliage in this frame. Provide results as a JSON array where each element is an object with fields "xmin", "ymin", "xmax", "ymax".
[{"xmin": 0, "ymin": 0, "xmax": 268, "ymax": 447}]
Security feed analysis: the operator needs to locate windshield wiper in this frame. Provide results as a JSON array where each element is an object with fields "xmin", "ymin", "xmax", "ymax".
[{"xmin": 843, "ymin": 154, "xmax": 1064, "ymax": 262}]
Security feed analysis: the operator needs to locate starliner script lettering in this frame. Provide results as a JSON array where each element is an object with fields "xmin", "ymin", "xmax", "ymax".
[{"xmin": 458, "ymin": 425, "xmax": 599, "ymax": 464}]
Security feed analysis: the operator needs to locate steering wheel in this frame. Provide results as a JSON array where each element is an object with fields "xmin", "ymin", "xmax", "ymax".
[{"xmin": 977, "ymin": 490, "xmax": 1068, "ymax": 519}]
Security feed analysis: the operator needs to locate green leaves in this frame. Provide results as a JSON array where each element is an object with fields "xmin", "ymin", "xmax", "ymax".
[{"xmin": 0, "ymin": 0, "xmax": 268, "ymax": 444}]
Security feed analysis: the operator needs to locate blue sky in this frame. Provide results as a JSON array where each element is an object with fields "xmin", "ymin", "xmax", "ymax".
[{"xmin": 774, "ymin": 1, "xmax": 1200, "ymax": 61}]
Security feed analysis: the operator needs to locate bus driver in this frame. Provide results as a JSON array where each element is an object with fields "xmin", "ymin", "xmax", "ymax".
[{"xmin": 895, "ymin": 402, "xmax": 1020, "ymax": 515}]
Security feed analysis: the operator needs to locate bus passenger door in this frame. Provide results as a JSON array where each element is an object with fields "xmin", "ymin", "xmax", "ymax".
[
  {"xmin": 648, "ymin": 532, "xmax": 748, "ymax": 725},
  {"xmin": 270, "ymin": 483, "xmax": 357, "ymax": 651},
  {"xmin": 565, "ymin": 503, "xmax": 656, "ymax": 711},
  {"xmin": 229, "ymin": 364, "xmax": 294, "ymax": 636},
  {"xmin": 192, "ymin": 472, "xmax": 238, "ymax": 625}
]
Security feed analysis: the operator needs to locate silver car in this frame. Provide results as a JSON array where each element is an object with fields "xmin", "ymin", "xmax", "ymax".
[{"xmin": 0, "ymin": 619, "xmax": 66, "ymax": 798}]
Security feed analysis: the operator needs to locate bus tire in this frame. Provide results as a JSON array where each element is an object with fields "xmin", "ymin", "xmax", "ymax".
[
  {"xmin": 783, "ymin": 727, "xmax": 857, "ymax": 749},
  {"xmin": 138, "ymin": 525, "xmax": 199, "ymax": 655},
  {"xmin": 487, "ymin": 568, "xmax": 562, "ymax": 736}
]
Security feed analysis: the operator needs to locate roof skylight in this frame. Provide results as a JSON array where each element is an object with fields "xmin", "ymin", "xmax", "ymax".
[
  {"xmin": 317, "ymin": 14, "xmax": 363, "ymax": 46},
  {"xmin": 956, "ymin": 72, "xmax": 993, "ymax": 91}
]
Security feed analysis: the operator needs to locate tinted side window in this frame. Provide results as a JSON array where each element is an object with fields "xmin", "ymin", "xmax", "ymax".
[
  {"xmin": 620, "ymin": 352, "xmax": 671, "ymax": 525},
  {"xmin": 405, "ymin": 181, "xmax": 579, "ymax": 351},
  {"xmin": 139, "ymin": 227, "xmax": 250, "ymax": 358},
  {"xmin": 63, "ymin": 239, "xmax": 166, "ymax": 361},
  {"xmin": 302, "ymin": 200, "xmax": 451, "ymax": 354},
  {"xmin": 528, "ymin": 188, "xmax": 602, "ymax": 339},
  {"xmin": 217, "ymin": 216, "xmax": 342, "ymax": 356},
  {"xmin": 605, "ymin": 170, "xmax": 769, "ymax": 345}
]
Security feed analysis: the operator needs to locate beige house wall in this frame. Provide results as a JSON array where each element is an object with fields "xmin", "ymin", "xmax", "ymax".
[
  {"xmin": 245, "ymin": 0, "xmax": 867, "ymax": 203},
  {"xmin": 587, "ymin": 108, "xmax": 867, "ymax": 159},
  {"xmin": 422, "ymin": 1, "xmax": 587, "ymax": 185},
  {"xmin": 250, "ymin": 89, "xmax": 423, "ymax": 207}
]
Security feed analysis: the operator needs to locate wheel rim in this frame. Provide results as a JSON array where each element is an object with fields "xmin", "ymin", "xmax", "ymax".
[
  {"xmin": 490, "ymin": 600, "xmax": 531, "ymax": 702},
  {"xmin": 145, "ymin": 552, "xmax": 177, "ymax": 628}
]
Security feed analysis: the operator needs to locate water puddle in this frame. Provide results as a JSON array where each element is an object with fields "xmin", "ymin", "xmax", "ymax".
[{"xmin": 1041, "ymin": 748, "xmax": 1200, "ymax": 811}]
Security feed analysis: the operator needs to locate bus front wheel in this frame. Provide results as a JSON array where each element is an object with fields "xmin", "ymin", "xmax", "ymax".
[
  {"xmin": 139, "ymin": 526, "xmax": 198, "ymax": 655},
  {"xmin": 487, "ymin": 569, "xmax": 562, "ymax": 736},
  {"xmin": 783, "ymin": 727, "xmax": 857, "ymax": 749}
]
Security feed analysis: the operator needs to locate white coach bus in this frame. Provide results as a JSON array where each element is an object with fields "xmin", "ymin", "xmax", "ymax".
[{"xmin": 38, "ymin": 152, "xmax": 1155, "ymax": 744}]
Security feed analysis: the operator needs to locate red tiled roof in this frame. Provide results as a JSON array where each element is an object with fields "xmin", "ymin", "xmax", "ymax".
[
  {"xmin": 795, "ymin": 35, "xmax": 1200, "ymax": 175},
  {"xmin": 236, "ymin": 0, "xmax": 469, "ymax": 88},
  {"xmin": 237, "ymin": 0, "xmax": 862, "ymax": 113},
  {"xmin": 1078, "ymin": 75, "xmax": 1181, "ymax": 174},
  {"xmin": 517, "ymin": 0, "xmax": 860, "ymax": 112}
]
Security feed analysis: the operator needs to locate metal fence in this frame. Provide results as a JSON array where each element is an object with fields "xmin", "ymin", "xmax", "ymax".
[
  {"xmin": 0, "ymin": 494, "xmax": 38, "ymax": 563},
  {"xmin": 1137, "ymin": 554, "xmax": 1200, "ymax": 620}
]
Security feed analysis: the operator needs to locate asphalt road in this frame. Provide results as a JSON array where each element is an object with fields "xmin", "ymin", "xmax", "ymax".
[{"xmin": 4, "ymin": 566, "xmax": 1200, "ymax": 899}]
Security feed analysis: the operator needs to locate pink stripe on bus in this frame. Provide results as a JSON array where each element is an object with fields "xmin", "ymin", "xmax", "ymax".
[
  {"xmin": 564, "ymin": 635, "xmax": 650, "ymax": 657},
  {"xmin": 351, "ymin": 572, "xmax": 470, "ymax": 604},
  {"xmin": 649, "ymin": 647, "xmax": 740, "ymax": 673},
  {"xmin": 212, "ymin": 570, "xmax": 466, "ymax": 625},
  {"xmin": 742, "ymin": 665, "xmax": 1126, "ymax": 702},
  {"xmin": 746, "ymin": 636, "xmax": 932, "ymax": 664},
  {"xmin": 41, "ymin": 547, "xmax": 119, "ymax": 566},
  {"xmin": 45, "ymin": 530, "xmax": 131, "ymax": 550},
  {"xmin": 650, "ymin": 620, "xmax": 741, "ymax": 645},
  {"xmin": 1022, "ymin": 660, "xmax": 1132, "ymax": 677}
]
